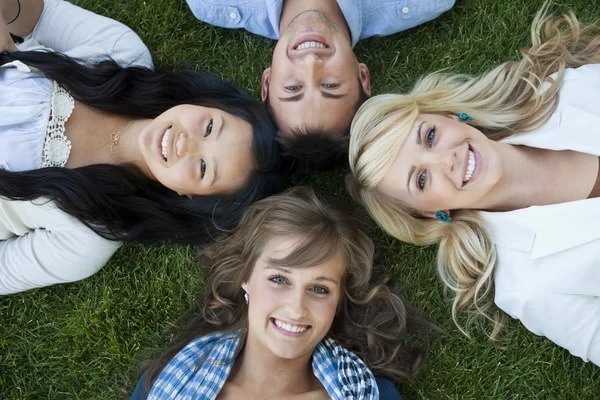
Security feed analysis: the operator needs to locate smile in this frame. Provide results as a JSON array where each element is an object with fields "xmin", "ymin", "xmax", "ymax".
[
  {"xmin": 271, "ymin": 318, "xmax": 310, "ymax": 335},
  {"xmin": 295, "ymin": 40, "xmax": 327, "ymax": 50},
  {"xmin": 462, "ymin": 144, "xmax": 481, "ymax": 186},
  {"xmin": 160, "ymin": 127, "xmax": 171, "ymax": 161}
]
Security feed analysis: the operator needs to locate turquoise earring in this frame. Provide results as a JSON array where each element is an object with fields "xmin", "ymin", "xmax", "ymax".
[
  {"xmin": 435, "ymin": 211, "xmax": 452, "ymax": 222},
  {"xmin": 457, "ymin": 113, "xmax": 473, "ymax": 121}
]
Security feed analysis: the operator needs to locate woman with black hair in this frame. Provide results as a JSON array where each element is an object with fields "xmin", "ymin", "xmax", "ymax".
[{"xmin": 0, "ymin": 0, "xmax": 283, "ymax": 294}]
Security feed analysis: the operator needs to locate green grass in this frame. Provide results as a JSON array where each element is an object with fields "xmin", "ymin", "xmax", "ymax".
[{"xmin": 2, "ymin": 0, "xmax": 600, "ymax": 398}]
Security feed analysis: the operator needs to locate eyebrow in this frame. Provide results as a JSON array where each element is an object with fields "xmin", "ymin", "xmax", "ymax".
[
  {"xmin": 277, "ymin": 91, "xmax": 348, "ymax": 102},
  {"xmin": 406, "ymin": 121, "xmax": 426, "ymax": 195},
  {"xmin": 265, "ymin": 266, "xmax": 340, "ymax": 285},
  {"xmin": 209, "ymin": 116, "xmax": 225, "ymax": 187}
]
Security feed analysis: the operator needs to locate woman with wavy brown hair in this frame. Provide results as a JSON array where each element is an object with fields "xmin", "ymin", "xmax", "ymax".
[
  {"xmin": 131, "ymin": 187, "xmax": 431, "ymax": 400},
  {"xmin": 348, "ymin": 3, "xmax": 600, "ymax": 364}
]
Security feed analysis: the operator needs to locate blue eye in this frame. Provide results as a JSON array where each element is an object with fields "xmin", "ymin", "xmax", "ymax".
[
  {"xmin": 417, "ymin": 170, "xmax": 428, "ymax": 190},
  {"xmin": 270, "ymin": 275, "xmax": 287, "ymax": 285},
  {"xmin": 426, "ymin": 128, "xmax": 436, "ymax": 147},
  {"xmin": 205, "ymin": 119, "xmax": 213, "ymax": 137},
  {"xmin": 311, "ymin": 286, "xmax": 329, "ymax": 295},
  {"xmin": 200, "ymin": 159, "xmax": 206, "ymax": 179}
]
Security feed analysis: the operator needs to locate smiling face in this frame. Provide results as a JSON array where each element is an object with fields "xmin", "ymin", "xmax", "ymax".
[
  {"xmin": 262, "ymin": 10, "xmax": 370, "ymax": 136},
  {"xmin": 378, "ymin": 113, "xmax": 504, "ymax": 214},
  {"xmin": 138, "ymin": 105, "xmax": 254, "ymax": 196},
  {"xmin": 242, "ymin": 236, "xmax": 343, "ymax": 361}
]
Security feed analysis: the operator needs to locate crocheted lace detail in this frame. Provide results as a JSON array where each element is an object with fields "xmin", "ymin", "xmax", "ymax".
[{"xmin": 40, "ymin": 81, "xmax": 74, "ymax": 168}]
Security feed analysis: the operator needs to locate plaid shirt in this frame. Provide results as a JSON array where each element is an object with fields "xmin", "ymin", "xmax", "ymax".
[{"xmin": 148, "ymin": 331, "xmax": 378, "ymax": 399}]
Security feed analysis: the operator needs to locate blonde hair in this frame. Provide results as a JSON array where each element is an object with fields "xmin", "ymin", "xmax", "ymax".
[{"xmin": 348, "ymin": 4, "xmax": 600, "ymax": 340}]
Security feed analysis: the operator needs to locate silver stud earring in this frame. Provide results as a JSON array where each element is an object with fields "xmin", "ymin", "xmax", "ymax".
[{"xmin": 244, "ymin": 292, "xmax": 249, "ymax": 304}]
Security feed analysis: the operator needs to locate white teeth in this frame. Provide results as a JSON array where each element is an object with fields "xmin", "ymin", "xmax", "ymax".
[
  {"xmin": 296, "ymin": 41, "xmax": 326, "ymax": 50},
  {"xmin": 161, "ymin": 128, "xmax": 171, "ymax": 161},
  {"xmin": 463, "ymin": 150, "xmax": 476, "ymax": 183},
  {"xmin": 274, "ymin": 319, "xmax": 307, "ymax": 333}
]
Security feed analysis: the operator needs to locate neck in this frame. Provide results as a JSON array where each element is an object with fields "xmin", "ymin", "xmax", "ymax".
[
  {"xmin": 229, "ymin": 336, "xmax": 316, "ymax": 396},
  {"xmin": 280, "ymin": 0, "xmax": 350, "ymax": 41},
  {"xmin": 478, "ymin": 143, "xmax": 597, "ymax": 211},
  {"xmin": 108, "ymin": 118, "xmax": 151, "ymax": 171}
]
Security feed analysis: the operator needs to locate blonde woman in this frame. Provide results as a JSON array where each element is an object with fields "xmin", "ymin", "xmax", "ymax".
[{"xmin": 348, "ymin": 4, "xmax": 600, "ymax": 365}]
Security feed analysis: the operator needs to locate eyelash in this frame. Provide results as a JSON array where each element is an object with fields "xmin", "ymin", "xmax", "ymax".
[
  {"xmin": 199, "ymin": 119, "xmax": 213, "ymax": 179},
  {"xmin": 205, "ymin": 119, "xmax": 213, "ymax": 137},
  {"xmin": 268, "ymin": 275, "xmax": 330, "ymax": 295},
  {"xmin": 322, "ymin": 83, "xmax": 339, "ymax": 89},
  {"xmin": 417, "ymin": 127, "xmax": 436, "ymax": 191},
  {"xmin": 284, "ymin": 85, "xmax": 302, "ymax": 92}
]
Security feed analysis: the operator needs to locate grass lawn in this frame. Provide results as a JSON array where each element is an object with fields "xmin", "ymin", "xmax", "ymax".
[{"xmin": 2, "ymin": 0, "xmax": 600, "ymax": 398}]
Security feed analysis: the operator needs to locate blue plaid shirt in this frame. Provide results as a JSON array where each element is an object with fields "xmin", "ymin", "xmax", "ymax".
[{"xmin": 147, "ymin": 331, "xmax": 378, "ymax": 400}]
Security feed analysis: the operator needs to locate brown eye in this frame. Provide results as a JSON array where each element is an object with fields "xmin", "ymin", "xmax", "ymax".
[
  {"xmin": 205, "ymin": 119, "xmax": 213, "ymax": 137},
  {"xmin": 200, "ymin": 159, "xmax": 206, "ymax": 179}
]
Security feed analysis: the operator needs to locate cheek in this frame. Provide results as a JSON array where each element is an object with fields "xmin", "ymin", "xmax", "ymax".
[{"xmin": 309, "ymin": 297, "xmax": 338, "ymax": 328}]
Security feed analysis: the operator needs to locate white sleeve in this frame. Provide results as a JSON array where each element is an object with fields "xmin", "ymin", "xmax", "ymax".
[
  {"xmin": 514, "ymin": 292, "xmax": 600, "ymax": 365},
  {"xmin": 0, "ymin": 198, "xmax": 122, "ymax": 295},
  {"xmin": 22, "ymin": 0, "xmax": 153, "ymax": 69}
]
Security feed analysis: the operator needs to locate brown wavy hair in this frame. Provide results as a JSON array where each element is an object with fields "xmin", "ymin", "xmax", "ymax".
[{"xmin": 143, "ymin": 186, "xmax": 432, "ymax": 390}]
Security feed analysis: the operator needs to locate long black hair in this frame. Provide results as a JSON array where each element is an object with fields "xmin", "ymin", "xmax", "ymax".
[{"xmin": 0, "ymin": 50, "xmax": 284, "ymax": 245}]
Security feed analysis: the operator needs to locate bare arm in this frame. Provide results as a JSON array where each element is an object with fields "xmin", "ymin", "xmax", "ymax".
[
  {"xmin": 1, "ymin": 0, "xmax": 43, "ymax": 36},
  {"xmin": 0, "ymin": 4, "xmax": 17, "ymax": 51}
]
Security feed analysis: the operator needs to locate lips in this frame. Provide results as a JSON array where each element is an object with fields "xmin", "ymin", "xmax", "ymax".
[
  {"xmin": 270, "ymin": 318, "xmax": 311, "ymax": 337},
  {"xmin": 292, "ymin": 33, "xmax": 329, "ymax": 50},
  {"xmin": 158, "ymin": 127, "xmax": 172, "ymax": 162},
  {"xmin": 462, "ymin": 144, "xmax": 482, "ymax": 186}
]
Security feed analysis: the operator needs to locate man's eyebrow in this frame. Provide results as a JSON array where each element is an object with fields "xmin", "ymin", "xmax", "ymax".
[
  {"xmin": 278, "ymin": 94, "xmax": 304, "ymax": 102},
  {"xmin": 321, "ymin": 91, "xmax": 347, "ymax": 100}
]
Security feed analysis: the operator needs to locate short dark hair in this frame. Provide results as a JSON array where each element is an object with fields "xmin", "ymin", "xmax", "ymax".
[{"xmin": 265, "ymin": 78, "xmax": 370, "ymax": 172}]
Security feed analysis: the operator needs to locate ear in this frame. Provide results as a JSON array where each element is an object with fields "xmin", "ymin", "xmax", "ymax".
[
  {"xmin": 261, "ymin": 68, "xmax": 271, "ymax": 103},
  {"xmin": 358, "ymin": 63, "xmax": 371, "ymax": 97},
  {"xmin": 241, "ymin": 282, "xmax": 249, "ymax": 293},
  {"xmin": 421, "ymin": 210, "xmax": 451, "ymax": 220},
  {"xmin": 177, "ymin": 192, "xmax": 193, "ymax": 199}
]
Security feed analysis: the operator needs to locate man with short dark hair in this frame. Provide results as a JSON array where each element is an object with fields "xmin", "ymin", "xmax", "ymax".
[{"xmin": 186, "ymin": 0, "xmax": 455, "ymax": 170}]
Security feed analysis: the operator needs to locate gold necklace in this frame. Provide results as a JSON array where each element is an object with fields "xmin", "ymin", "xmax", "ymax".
[{"xmin": 110, "ymin": 130, "xmax": 120, "ymax": 152}]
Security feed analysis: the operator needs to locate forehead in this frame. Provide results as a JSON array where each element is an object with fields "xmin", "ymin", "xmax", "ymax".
[
  {"xmin": 255, "ymin": 236, "xmax": 344, "ymax": 279},
  {"xmin": 271, "ymin": 95, "xmax": 357, "ymax": 135}
]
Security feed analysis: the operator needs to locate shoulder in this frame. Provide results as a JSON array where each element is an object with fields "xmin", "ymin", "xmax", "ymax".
[
  {"xmin": 348, "ymin": 0, "xmax": 455, "ymax": 42},
  {"xmin": 184, "ymin": 0, "xmax": 279, "ymax": 40}
]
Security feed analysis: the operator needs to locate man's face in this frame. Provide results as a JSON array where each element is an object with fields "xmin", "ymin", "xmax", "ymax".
[{"xmin": 262, "ymin": 10, "xmax": 371, "ymax": 136}]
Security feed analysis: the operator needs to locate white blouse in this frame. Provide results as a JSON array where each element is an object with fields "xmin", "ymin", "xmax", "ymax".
[
  {"xmin": 480, "ymin": 64, "xmax": 600, "ymax": 365},
  {"xmin": 0, "ymin": 0, "xmax": 152, "ymax": 294}
]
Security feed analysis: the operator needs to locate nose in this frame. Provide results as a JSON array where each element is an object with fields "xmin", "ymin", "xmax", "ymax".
[
  {"xmin": 176, "ymin": 131, "xmax": 201, "ymax": 157},
  {"xmin": 300, "ymin": 54, "xmax": 324, "ymax": 76},
  {"xmin": 428, "ymin": 147, "xmax": 459, "ymax": 176},
  {"xmin": 285, "ymin": 289, "xmax": 308, "ymax": 320}
]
